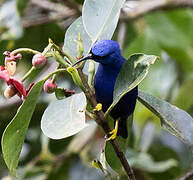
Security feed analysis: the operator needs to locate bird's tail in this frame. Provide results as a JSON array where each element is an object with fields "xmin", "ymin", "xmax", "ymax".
[{"xmin": 117, "ymin": 118, "xmax": 128, "ymax": 139}]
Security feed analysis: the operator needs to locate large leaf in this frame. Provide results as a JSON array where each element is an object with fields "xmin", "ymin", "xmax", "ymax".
[
  {"xmin": 139, "ymin": 122, "xmax": 156, "ymax": 152},
  {"xmin": 174, "ymin": 77, "xmax": 193, "ymax": 113},
  {"xmin": 126, "ymin": 149, "xmax": 177, "ymax": 172},
  {"xmin": 145, "ymin": 10, "xmax": 193, "ymax": 73},
  {"xmin": 105, "ymin": 53, "xmax": 158, "ymax": 116},
  {"xmin": 105, "ymin": 139, "xmax": 125, "ymax": 173},
  {"xmin": 63, "ymin": 17, "xmax": 92, "ymax": 58},
  {"xmin": 1, "ymin": 80, "xmax": 45, "ymax": 172},
  {"xmin": 82, "ymin": 0, "xmax": 125, "ymax": 42},
  {"xmin": 123, "ymin": 27, "xmax": 161, "ymax": 58},
  {"xmin": 41, "ymin": 92, "xmax": 87, "ymax": 139},
  {"xmin": 138, "ymin": 90, "xmax": 193, "ymax": 150},
  {"xmin": 149, "ymin": 143, "xmax": 182, "ymax": 180}
]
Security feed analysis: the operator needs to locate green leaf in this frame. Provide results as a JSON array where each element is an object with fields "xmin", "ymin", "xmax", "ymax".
[
  {"xmin": 126, "ymin": 149, "xmax": 177, "ymax": 172},
  {"xmin": 105, "ymin": 53, "xmax": 158, "ymax": 117},
  {"xmin": 123, "ymin": 27, "xmax": 161, "ymax": 58},
  {"xmin": 105, "ymin": 140, "xmax": 122, "ymax": 173},
  {"xmin": 82, "ymin": 0, "xmax": 125, "ymax": 41},
  {"xmin": 63, "ymin": 0, "xmax": 125, "ymax": 59},
  {"xmin": 174, "ymin": 77, "xmax": 193, "ymax": 113},
  {"xmin": 138, "ymin": 90, "xmax": 193, "ymax": 150},
  {"xmin": 16, "ymin": 0, "xmax": 29, "ymax": 15},
  {"xmin": 139, "ymin": 122, "xmax": 155, "ymax": 152},
  {"xmin": 145, "ymin": 10, "xmax": 193, "ymax": 73},
  {"xmin": 41, "ymin": 92, "xmax": 87, "ymax": 139},
  {"xmin": 55, "ymin": 88, "xmax": 66, "ymax": 100},
  {"xmin": 1, "ymin": 80, "xmax": 45, "ymax": 172},
  {"xmin": 63, "ymin": 17, "xmax": 92, "ymax": 58},
  {"xmin": 149, "ymin": 144, "xmax": 181, "ymax": 180}
]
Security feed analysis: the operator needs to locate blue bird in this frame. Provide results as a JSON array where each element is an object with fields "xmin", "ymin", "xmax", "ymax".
[{"xmin": 74, "ymin": 40, "xmax": 138, "ymax": 140}]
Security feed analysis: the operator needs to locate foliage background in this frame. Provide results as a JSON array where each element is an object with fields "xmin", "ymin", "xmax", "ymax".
[{"xmin": 0, "ymin": 0, "xmax": 193, "ymax": 179}]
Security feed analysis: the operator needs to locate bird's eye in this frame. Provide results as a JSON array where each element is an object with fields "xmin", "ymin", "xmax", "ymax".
[
  {"xmin": 91, "ymin": 53, "xmax": 108, "ymax": 60},
  {"xmin": 92, "ymin": 54, "xmax": 101, "ymax": 59}
]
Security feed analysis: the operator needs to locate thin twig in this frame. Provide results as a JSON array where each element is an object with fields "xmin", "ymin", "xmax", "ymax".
[
  {"xmin": 77, "ymin": 69, "xmax": 136, "ymax": 180},
  {"xmin": 23, "ymin": 0, "xmax": 193, "ymax": 27},
  {"xmin": 22, "ymin": 15, "xmax": 74, "ymax": 28},
  {"xmin": 121, "ymin": 0, "xmax": 193, "ymax": 20},
  {"xmin": 179, "ymin": 169, "xmax": 193, "ymax": 180},
  {"xmin": 31, "ymin": 0, "xmax": 77, "ymax": 16},
  {"xmin": 117, "ymin": 21, "xmax": 127, "ymax": 50},
  {"xmin": 62, "ymin": 0, "xmax": 82, "ymax": 14}
]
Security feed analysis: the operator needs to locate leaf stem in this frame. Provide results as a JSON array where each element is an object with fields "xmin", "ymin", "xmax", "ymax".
[
  {"xmin": 43, "ymin": 68, "xmax": 67, "ymax": 81},
  {"xmin": 11, "ymin": 48, "xmax": 40, "ymax": 55},
  {"xmin": 21, "ymin": 66, "xmax": 36, "ymax": 82},
  {"xmin": 51, "ymin": 41, "xmax": 75, "ymax": 64},
  {"xmin": 88, "ymin": 60, "xmax": 95, "ymax": 87},
  {"xmin": 51, "ymin": 74, "xmax": 57, "ymax": 83},
  {"xmin": 42, "ymin": 40, "xmax": 54, "ymax": 56},
  {"xmin": 52, "ymin": 50, "xmax": 70, "ymax": 67},
  {"xmin": 63, "ymin": 48, "xmax": 76, "ymax": 64}
]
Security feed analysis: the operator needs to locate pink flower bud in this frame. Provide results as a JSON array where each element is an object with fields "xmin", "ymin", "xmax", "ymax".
[
  {"xmin": 14, "ymin": 53, "xmax": 22, "ymax": 60},
  {"xmin": 0, "ymin": 66, "xmax": 27, "ymax": 99},
  {"xmin": 44, "ymin": 79, "xmax": 57, "ymax": 94},
  {"xmin": 4, "ymin": 85, "xmax": 17, "ymax": 98},
  {"xmin": 3, "ymin": 51, "xmax": 11, "ymax": 56},
  {"xmin": 4, "ymin": 53, "xmax": 22, "ymax": 62},
  {"xmin": 32, "ymin": 53, "xmax": 46, "ymax": 68}
]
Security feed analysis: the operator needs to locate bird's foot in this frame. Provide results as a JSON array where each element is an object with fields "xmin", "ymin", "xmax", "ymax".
[
  {"xmin": 106, "ymin": 120, "xmax": 119, "ymax": 141},
  {"xmin": 94, "ymin": 103, "xmax": 102, "ymax": 111},
  {"xmin": 106, "ymin": 129, "xmax": 117, "ymax": 141}
]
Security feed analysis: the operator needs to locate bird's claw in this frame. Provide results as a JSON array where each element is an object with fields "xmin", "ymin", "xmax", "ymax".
[
  {"xmin": 106, "ymin": 129, "xmax": 117, "ymax": 141},
  {"xmin": 105, "ymin": 120, "xmax": 119, "ymax": 141},
  {"xmin": 94, "ymin": 103, "xmax": 102, "ymax": 111}
]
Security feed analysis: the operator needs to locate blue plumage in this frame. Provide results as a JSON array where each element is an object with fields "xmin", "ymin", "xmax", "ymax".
[
  {"xmin": 73, "ymin": 40, "xmax": 138, "ymax": 138},
  {"xmin": 91, "ymin": 40, "xmax": 138, "ymax": 138}
]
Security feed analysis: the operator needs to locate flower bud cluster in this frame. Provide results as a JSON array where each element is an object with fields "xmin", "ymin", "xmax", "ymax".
[
  {"xmin": 43, "ymin": 79, "xmax": 57, "ymax": 94},
  {"xmin": 32, "ymin": 53, "xmax": 46, "ymax": 68},
  {"xmin": 0, "ymin": 51, "xmax": 28, "ymax": 99}
]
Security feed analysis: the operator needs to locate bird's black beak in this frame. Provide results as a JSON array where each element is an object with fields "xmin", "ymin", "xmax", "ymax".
[{"xmin": 72, "ymin": 54, "xmax": 93, "ymax": 67}]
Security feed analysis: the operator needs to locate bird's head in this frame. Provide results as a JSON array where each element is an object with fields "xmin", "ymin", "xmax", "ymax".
[{"xmin": 73, "ymin": 40, "xmax": 124, "ymax": 67}]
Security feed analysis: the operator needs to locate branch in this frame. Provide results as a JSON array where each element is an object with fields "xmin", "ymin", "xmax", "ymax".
[
  {"xmin": 77, "ymin": 69, "xmax": 136, "ymax": 180},
  {"xmin": 179, "ymin": 169, "xmax": 193, "ymax": 180},
  {"xmin": 62, "ymin": 0, "xmax": 82, "ymax": 14},
  {"xmin": 22, "ymin": 0, "xmax": 79, "ymax": 27},
  {"xmin": 121, "ymin": 0, "xmax": 193, "ymax": 20},
  {"xmin": 24, "ymin": 0, "xmax": 193, "ymax": 27},
  {"xmin": 31, "ymin": 0, "xmax": 77, "ymax": 16},
  {"xmin": 117, "ymin": 21, "xmax": 127, "ymax": 50},
  {"xmin": 22, "ymin": 15, "xmax": 75, "ymax": 28}
]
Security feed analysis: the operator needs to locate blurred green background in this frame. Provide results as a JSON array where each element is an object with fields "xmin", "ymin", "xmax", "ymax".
[{"xmin": 0, "ymin": 0, "xmax": 193, "ymax": 179}]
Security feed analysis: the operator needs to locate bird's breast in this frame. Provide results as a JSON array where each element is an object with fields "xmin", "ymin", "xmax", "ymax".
[{"xmin": 94, "ymin": 64, "xmax": 119, "ymax": 112}]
